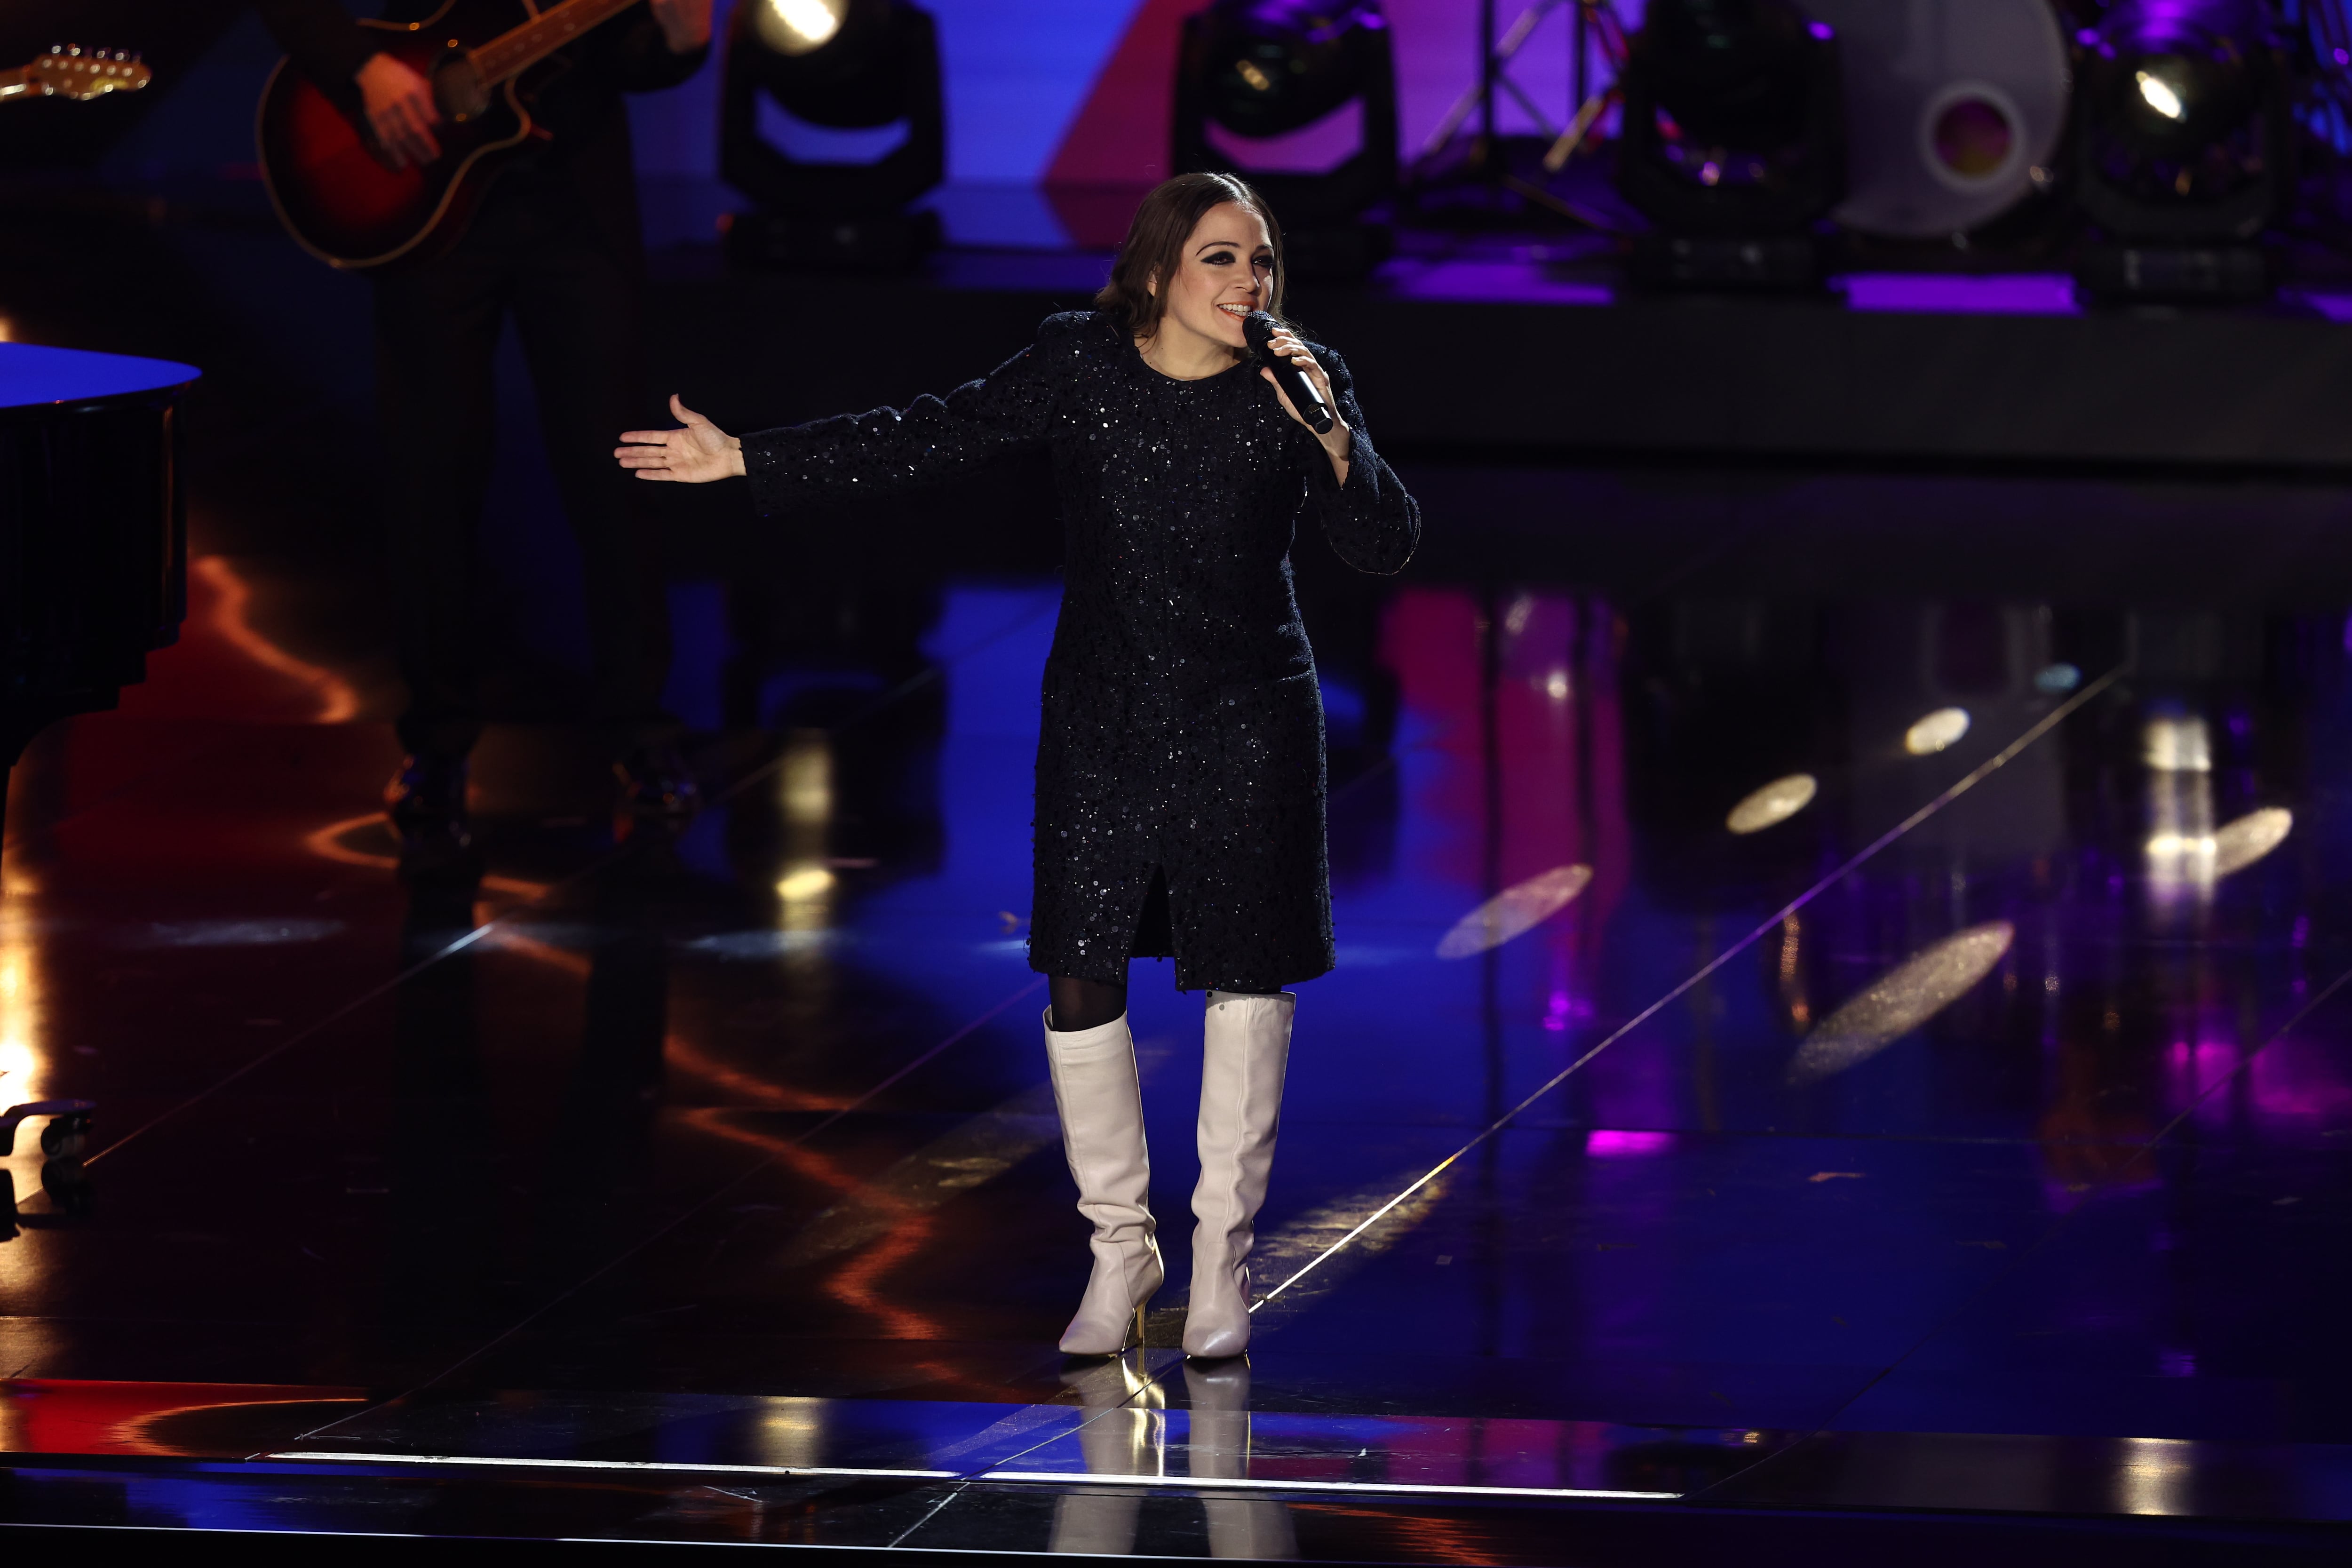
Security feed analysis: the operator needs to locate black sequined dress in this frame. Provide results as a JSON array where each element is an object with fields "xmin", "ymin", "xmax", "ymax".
[{"xmin": 742, "ymin": 310, "xmax": 1419, "ymax": 991}]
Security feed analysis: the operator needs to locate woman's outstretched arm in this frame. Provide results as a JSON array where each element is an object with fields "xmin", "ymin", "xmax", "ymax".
[
  {"xmin": 1300, "ymin": 347, "xmax": 1420, "ymax": 575},
  {"xmin": 617, "ymin": 313, "xmax": 1076, "ymax": 511}
]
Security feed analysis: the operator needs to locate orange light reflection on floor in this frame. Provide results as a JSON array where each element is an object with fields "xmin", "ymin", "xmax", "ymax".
[
  {"xmin": 297, "ymin": 813, "xmax": 545, "ymax": 901},
  {"xmin": 492, "ymin": 931, "xmax": 948, "ymax": 1343},
  {"xmin": 679, "ymin": 1106, "xmax": 947, "ymax": 1343},
  {"xmin": 292, "ymin": 818, "xmax": 954, "ymax": 1346},
  {"xmin": 191, "ymin": 557, "xmax": 360, "ymax": 722}
]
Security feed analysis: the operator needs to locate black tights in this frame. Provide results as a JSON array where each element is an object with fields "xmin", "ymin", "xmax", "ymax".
[{"xmin": 1048, "ymin": 972, "xmax": 1280, "ymax": 1032}]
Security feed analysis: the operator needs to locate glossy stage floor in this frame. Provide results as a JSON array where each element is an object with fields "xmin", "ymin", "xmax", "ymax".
[{"xmin": 7, "ymin": 195, "xmax": 2352, "ymax": 1564}]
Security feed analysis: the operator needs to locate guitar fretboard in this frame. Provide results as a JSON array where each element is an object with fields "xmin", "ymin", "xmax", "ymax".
[{"xmin": 471, "ymin": 0, "xmax": 646, "ymax": 87}]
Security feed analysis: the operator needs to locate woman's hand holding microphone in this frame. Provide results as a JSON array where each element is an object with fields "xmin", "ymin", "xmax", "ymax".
[
  {"xmin": 1258, "ymin": 327, "xmax": 1351, "ymax": 484},
  {"xmin": 616, "ymin": 396, "xmax": 744, "ymax": 483}
]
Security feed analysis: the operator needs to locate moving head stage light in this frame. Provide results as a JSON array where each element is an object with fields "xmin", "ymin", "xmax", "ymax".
[
  {"xmin": 1803, "ymin": 0, "xmax": 2072, "ymax": 243},
  {"xmin": 1173, "ymin": 0, "xmax": 1399, "ymax": 279},
  {"xmin": 2075, "ymin": 0, "xmax": 2291, "ymax": 300},
  {"xmin": 1616, "ymin": 0, "xmax": 1845, "ymax": 288},
  {"xmin": 721, "ymin": 0, "xmax": 945, "ymax": 271}
]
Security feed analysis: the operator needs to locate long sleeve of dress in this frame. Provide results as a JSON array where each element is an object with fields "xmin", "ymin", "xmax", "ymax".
[
  {"xmin": 1303, "ymin": 347, "xmax": 1420, "ymax": 576},
  {"xmin": 741, "ymin": 316, "xmax": 1072, "ymax": 518}
]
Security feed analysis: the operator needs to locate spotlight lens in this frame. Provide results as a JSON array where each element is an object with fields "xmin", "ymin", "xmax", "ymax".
[
  {"xmin": 758, "ymin": 0, "xmax": 847, "ymax": 56},
  {"xmin": 2135, "ymin": 67, "xmax": 2186, "ymax": 122},
  {"xmin": 1933, "ymin": 97, "xmax": 2014, "ymax": 179}
]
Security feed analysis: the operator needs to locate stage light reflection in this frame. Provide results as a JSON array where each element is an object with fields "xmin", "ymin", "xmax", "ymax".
[
  {"xmin": 2118, "ymin": 1435, "xmax": 2193, "ymax": 1516},
  {"xmin": 2143, "ymin": 713, "xmax": 2211, "ymax": 772},
  {"xmin": 2145, "ymin": 714, "xmax": 2216, "ymax": 905},
  {"xmin": 1904, "ymin": 707, "xmax": 1970, "ymax": 755},
  {"xmin": 777, "ymin": 732, "xmax": 835, "ymax": 933},
  {"xmin": 0, "ymin": 949, "xmax": 40, "ymax": 1108},
  {"xmin": 779, "ymin": 1082, "xmax": 1060, "ymax": 1268},
  {"xmin": 780, "ymin": 731, "xmax": 832, "ymax": 824},
  {"xmin": 1786, "ymin": 921, "xmax": 2014, "ymax": 1084},
  {"xmin": 1726, "ymin": 772, "xmax": 1817, "ymax": 835},
  {"xmin": 2033, "ymin": 661, "xmax": 2082, "ymax": 694},
  {"xmin": 758, "ymin": 1402, "xmax": 827, "ymax": 1471},
  {"xmin": 2146, "ymin": 806, "xmax": 2292, "ymax": 885},
  {"xmin": 775, "ymin": 866, "xmax": 835, "ymax": 902},
  {"xmin": 1435, "ymin": 863, "xmax": 1592, "ymax": 959},
  {"xmin": 0, "ymin": 867, "xmax": 45, "ymax": 1107},
  {"xmin": 1248, "ymin": 1168, "xmax": 1454, "ymax": 1326},
  {"xmin": 2210, "ymin": 806, "xmax": 2291, "ymax": 876},
  {"xmin": 1585, "ymin": 1130, "xmax": 1674, "ymax": 1158}
]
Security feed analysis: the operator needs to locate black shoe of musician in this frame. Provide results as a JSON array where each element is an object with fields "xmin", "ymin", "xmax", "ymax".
[
  {"xmin": 615, "ymin": 744, "xmax": 702, "ymax": 818},
  {"xmin": 385, "ymin": 751, "xmax": 473, "ymax": 860}
]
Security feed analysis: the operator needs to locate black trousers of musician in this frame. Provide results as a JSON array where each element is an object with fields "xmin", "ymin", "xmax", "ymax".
[{"xmin": 371, "ymin": 163, "xmax": 675, "ymax": 762}]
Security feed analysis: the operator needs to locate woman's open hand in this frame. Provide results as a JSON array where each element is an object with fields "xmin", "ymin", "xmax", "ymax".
[
  {"xmin": 616, "ymin": 395, "xmax": 745, "ymax": 483},
  {"xmin": 1259, "ymin": 328, "xmax": 1351, "ymax": 482}
]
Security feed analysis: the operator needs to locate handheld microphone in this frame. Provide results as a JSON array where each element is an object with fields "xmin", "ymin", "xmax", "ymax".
[{"xmin": 1243, "ymin": 310, "xmax": 1335, "ymax": 435}]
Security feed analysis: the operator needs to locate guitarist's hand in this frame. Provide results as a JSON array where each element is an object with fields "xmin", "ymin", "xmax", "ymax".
[
  {"xmin": 357, "ymin": 52, "xmax": 441, "ymax": 170},
  {"xmin": 616, "ymin": 395, "xmax": 745, "ymax": 483},
  {"xmin": 650, "ymin": 0, "xmax": 715, "ymax": 52}
]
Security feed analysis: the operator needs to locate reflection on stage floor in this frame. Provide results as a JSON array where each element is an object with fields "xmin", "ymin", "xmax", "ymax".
[{"xmin": 6, "ymin": 525, "xmax": 2352, "ymax": 1560}]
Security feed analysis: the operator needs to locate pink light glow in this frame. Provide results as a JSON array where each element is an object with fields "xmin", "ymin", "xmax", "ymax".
[
  {"xmin": 1586, "ymin": 1130, "xmax": 1675, "ymax": 1158},
  {"xmin": 2251, "ymin": 1036, "xmax": 2352, "ymax": 1122}
]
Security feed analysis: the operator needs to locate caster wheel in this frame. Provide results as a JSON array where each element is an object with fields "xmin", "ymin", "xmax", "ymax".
[{"xmin": 40, "ymin": 1114, "xmax": 89, "ymax": 1158}]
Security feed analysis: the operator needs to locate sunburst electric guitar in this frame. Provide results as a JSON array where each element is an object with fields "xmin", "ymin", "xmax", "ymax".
[
  {"xmin": 256, "ymin": 0, "xmax": 644, "ymax": 271},
  {"xmin": 0, "ymin": 45, "xmax": 151, "ymax": 103}
]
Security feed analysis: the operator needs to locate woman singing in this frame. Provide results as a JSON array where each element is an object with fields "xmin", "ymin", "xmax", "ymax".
[{"xmin": 616, "ymin": 174, "xmax": 1420, "ymax": 1358}]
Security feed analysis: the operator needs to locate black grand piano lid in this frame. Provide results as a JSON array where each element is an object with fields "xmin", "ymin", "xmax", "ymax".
[{"xmin": 0, "ymin": 340, "xmax": 199, "ymax": 408}]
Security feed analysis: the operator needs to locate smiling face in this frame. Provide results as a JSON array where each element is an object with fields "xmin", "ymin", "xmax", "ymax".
[{"xmin": 1149, "ymin": 201, "xmax": 1275, "ymax": 357}]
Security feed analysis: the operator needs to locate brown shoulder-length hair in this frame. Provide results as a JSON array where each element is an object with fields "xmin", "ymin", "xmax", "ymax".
[{"xmin": 1096, "ymin": 173, "xmax": 1287, "ymax": 343}]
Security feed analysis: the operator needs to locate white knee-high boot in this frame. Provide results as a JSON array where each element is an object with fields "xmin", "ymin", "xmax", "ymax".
[
  {"xmin": 1184, "ymin": 990, "xmax": 1294, "ymax": 1359},
  {"xmin": 1044, "ymin": 1008, "xmax": 1163, "ymax": 1354}
]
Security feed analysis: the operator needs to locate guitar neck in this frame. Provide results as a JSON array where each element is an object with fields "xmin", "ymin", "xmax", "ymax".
[
  {"xmin": 0, "ymin": 70, "xmax": 28, "ymax": 101},
  {"xmin": 471, "ymin": 0, "xmax": 647, "ymax": 88}
]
